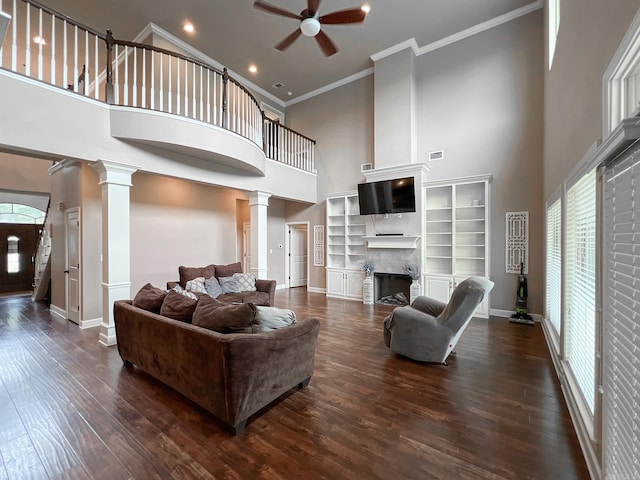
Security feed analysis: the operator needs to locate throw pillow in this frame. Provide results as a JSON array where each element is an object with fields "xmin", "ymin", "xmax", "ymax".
[
  {"xmin": 160, "ymin": 290, "xmax": 198, "ymax": 323},
  {"xmin": 256, "ymin": 306, "xmax": 297, "ymax": 332},
  {"xmin": 132, "ymin": 283, "xmax": 166, "ymax": 313},
  {"xmin": 218, "ymin": 276, "xmax": 243, "ymax": 294},
  {"xmin": 178, "ymin": 264, "xmax": 216, "ymax": 288},
  {"xmin": 214, "ymin": 261, "xmax": 242, "ymax": 279},
  {"xmin": 185, "ymin": 276, "xmax": 207, "ymax": 294},
  {"xmin": 192, "ymin": 296, "xmax": 259, "ymax": 333},
  {"xmin": 205, "ymin": 276, "xmax": 223, "ymax": 298},
  {"xmin": 171, "ymin": 285, "xmax": 199, "ymax": 300},
  {"xmin": 232, "ymin": 272, "xmax": 257, "ymax": 292}
]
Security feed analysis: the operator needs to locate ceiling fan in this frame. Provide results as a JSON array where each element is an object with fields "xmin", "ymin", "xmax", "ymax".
[{"xmin": 253, "ymin": 0, "xmax": 368, "ymax": 57}]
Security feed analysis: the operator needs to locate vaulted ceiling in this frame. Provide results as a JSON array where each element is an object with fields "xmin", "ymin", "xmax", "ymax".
[{"xmin": 37, "ymin": 0, "xmax": 537, "ymax": 103}]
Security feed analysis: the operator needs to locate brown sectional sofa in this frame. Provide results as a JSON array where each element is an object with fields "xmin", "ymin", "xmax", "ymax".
[
  {"xmin": 114, "ymin": 299, "xmax": 320, "ymax": 434},
  {"xmin": 167, "ymin": 261, "xmax": 276, "ymax": 306}
]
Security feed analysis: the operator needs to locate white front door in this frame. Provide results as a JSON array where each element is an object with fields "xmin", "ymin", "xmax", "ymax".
[
  {"xmin": 65, "ymin": 209, "xmax": 80, "ymax": 324},
  {"xmin": 242, "ymin": 222, "xmax": 251, "ymax": 273},
  {"xmin": 289, "ymin": 225, "xmax": 307, "ymax": 287}
]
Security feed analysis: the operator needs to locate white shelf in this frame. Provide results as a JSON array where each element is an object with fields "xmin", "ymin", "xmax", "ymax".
[{"xmin": 363, "ymin": 235, "xmax": 420, "ymax": 249}]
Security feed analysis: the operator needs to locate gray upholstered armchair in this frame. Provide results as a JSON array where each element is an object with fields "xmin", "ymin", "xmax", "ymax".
[{"xmin": 383, "ymin": 276, "xmax": 494, "ymax": 364}]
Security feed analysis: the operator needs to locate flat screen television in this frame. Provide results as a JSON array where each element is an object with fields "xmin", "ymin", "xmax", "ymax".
[{"xmin": 357, "ymin": 177, "xmax": 416, "ymax": 215}]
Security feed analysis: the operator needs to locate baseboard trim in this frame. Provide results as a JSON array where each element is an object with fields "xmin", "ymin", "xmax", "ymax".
[
  {"xmin": 276, "ymin": 284, "xmax": 287, "ymax": 290},
  {"xmin": 307, "ymin": 287, "xmax": 326, "ymax": 294},
  {"xmin": 49, "ymin": 304, "xmax": 66, "ymax": 319},
  {"xmin": 490, "ymin": 308, "xmax": 542, "ymax": 322},
  {"xmin": 80, "ymin": 317, "xmax": 102, "ymax": 329}
]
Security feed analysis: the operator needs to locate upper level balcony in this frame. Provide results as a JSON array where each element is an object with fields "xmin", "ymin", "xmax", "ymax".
[{"xmin": 0, "ymin": 0, "xmax": 317, "ymax": 202}]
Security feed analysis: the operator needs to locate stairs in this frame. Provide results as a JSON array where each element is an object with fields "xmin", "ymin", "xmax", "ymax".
[{"xmin": 32, "ymin": 201, "xmax": 51, "ymax": 302}]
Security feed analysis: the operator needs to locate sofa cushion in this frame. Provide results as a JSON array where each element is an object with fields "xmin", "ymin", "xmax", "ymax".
[
  {"xmin": 219, "ymin": 276, "xmax": 243, "ymax": 294},
  {"xmin": 256, "ymin": 306, "xmax": 296, "ymax": 332},
  {"xmin": 160, "ymin": 290, "xmax": 198, "ymax": 323},
  {"xmin": 179, "ymin": 264, "xmax": 216, "ymax": 288},
  {"xmin": 214, "ymin": 262, "xmax": 242, "ymax": 279},
  {"xmin": 205, "ymin": 276, "xmax": 223, "ymax": 298},
  {"xmin": 233, "ymin": 272, "xmax": 257, "ymax": 292},
  {"xmin": 132, "ymin": 283, "xmax": 167, "ymax": 313},
  {"xmin": 192, "ymin": 295, "xmax": 259, "ymax": 333},
  {"xmin": 241, "ymin": 291, "xmax": 270, "ymax": 306},
  {"xmin": 185, "ymin": 276, "xmax": 207, "ymax": 294}
]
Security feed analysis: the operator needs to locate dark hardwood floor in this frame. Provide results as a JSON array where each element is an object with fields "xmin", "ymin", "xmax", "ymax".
[{"xmin": 0, "ymin": 289, "xmax": 589, "ymax": 479}]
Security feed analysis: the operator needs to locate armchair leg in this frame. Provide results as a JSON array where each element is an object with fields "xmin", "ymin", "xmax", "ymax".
[{"xmin": 298, "ymin": 377, "xmax": 311, "ymax": 389}]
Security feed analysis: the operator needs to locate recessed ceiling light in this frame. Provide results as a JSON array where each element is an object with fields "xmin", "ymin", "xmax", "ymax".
[
  {"xmin": 183, "ymin": 23, "xmax": 195, "ymax": 33},
  {"xmin": 33, "ymin": 36, "xmax": 46, "ymax": 45},
  {"xmin": 361, "ymin": 4, "xmax": 371, "ymax": 14},
  {"xmin": 248, "ymin": 64, "xmax": 257, "ymax": 74}
]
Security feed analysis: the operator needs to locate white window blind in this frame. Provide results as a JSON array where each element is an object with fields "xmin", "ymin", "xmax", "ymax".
[
  {"xmin": 603, "ymin": 149, "xmax": 640, "ymax": 480},
  {"xmin": 565, "ymin": 168, "xmax": 597, "ymax": 414},
  {"xmin": 545, "ymin": 199, "xmax": 562, "ymax": 336}
]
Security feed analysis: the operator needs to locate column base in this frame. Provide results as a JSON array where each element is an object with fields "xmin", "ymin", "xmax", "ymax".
[{"xmin": 99, "ymin": 322, "xmax": 117, "ymax": 346}]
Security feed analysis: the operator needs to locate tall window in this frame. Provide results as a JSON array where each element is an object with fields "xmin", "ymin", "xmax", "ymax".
[
  {"xmin": 7, "ymin": 235, "xmax": 19, "ymax": 273},
  {"xmin": 548, "ymin": 0, "xmax": 561, "ymax": 70},
  {"xmin": 564, "ymin": 168, "xmax": 597, "ymax": 415},
  {"xmin": 545, "ymin": 197, "xmax": 562, "ymax": 337}
]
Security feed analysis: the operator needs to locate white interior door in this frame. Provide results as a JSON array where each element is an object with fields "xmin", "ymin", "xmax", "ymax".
[
  {"xmin": 242, "ymin": 222, "xmax": 251, "ymax": 273},
  {"xmin": 65, "ymin": 209, "xmax": 80, "ymax": 324},
  {"xmin": 289, "ymin": 225, "xmax": 307, "ymax": 288}
]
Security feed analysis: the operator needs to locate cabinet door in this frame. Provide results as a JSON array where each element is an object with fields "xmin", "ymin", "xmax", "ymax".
[
  {"xmin": 326, "ymin": 269, "xmax": 346, "ymax": 297},
  {"xmin": 345, "ymin": 271, "xmax": 363, "ymax": 299},
  {"xmin": 424, "ymin": 276, "xmax": 452, "ymax": 304}
]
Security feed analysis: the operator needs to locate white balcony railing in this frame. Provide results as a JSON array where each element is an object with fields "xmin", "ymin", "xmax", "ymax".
[{"xmin": 0, "ymin": 0, "xmax": 316, "ymax": 173}]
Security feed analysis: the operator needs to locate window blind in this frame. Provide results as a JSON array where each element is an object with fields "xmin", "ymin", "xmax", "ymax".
[
  {"xmin": 603, "ymin": 149, "xmax": 640, "ymax": 480},
  {"xmin": 565, "ymin": 168, "xmax": 596, "ymax": 414},
  {"xmin": 545, "ymin": 198, "xmax": 562, "ymax": 336}
]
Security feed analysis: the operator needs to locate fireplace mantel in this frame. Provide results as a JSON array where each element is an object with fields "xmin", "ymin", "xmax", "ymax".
[{"xmin": 364, "ymin": 235, "xmax": 420, "ymax": 249}]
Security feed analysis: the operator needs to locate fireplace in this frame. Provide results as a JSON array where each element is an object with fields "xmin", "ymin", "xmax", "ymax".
[{"xmin": 374, "ymin": 272, "xmax": 411, "ymax": 305}]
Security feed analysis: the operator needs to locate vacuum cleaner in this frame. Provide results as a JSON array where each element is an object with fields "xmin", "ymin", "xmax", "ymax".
[{"xmin": 510, "ymin": 262, "xmax": 534, "ymax": 325}]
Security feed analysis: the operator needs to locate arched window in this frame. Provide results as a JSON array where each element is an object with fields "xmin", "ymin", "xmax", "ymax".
[
  {"xmin": 0, "ymin": 203, "xmax": 46, "ymax": 224},
  {"xmin": 7, "ymin": 235, "xmax": 19, "ymax": 273}
]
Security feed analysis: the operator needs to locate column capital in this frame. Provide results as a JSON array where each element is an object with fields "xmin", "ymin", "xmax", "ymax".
[
  {"xmin": 92, "ymin": 160, "xmax": 138, "ymax": 186},
  {"xmin": 248, "ymin": 191, "xmax": 272, "ymax": 207}
]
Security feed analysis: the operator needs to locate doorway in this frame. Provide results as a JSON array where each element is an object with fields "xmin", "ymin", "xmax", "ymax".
[
  {"xmin": 285, "ymin": 222, "xmax": 308, "ymax": 288},
  {"xmin": 65, "ymin": 208, "xmax": 80, "ymax": 324},
  {"xmin": 0, "ymin": 223, "xmax": 39, "ymax": 294}
]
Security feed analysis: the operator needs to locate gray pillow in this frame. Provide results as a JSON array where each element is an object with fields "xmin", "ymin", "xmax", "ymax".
[
  {"xmin": 218, "ymin": 276, "xmax": 243, "ymax": 294},
  {"xmin": 205, "ymin": 276, "xmax": 223, "ymax": 298},
  {"xmin": 256, "ymin": 306, "xmax": 297, "ymax": 332}
]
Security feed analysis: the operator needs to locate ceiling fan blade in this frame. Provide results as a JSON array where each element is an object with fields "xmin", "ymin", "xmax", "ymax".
[
  {"xmin": 315, "ymin": 30, "xmax": 338, "ymax": 56},
  {"xmin": 307, "ymin": 0, "xmax": 320, "ymax": 16},
  {"xmin": 254, "ymin": 1, "xmax": 302, "ymax": 20},
  {"xmin": 320, "ymin": 7, "xmax": 366, "ymax": 25},
  {"xmin": 275, "ymin": 29, "xmax": 303, "ymax": 51}
]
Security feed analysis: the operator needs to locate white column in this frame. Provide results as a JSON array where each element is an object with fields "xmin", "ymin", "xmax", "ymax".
[
  {"xmin": 92, "ymin": 160, "xmax": 137, "ymax": 346},
  {"xmin": 248, "ymin": 191, "xmax": 271, "ymax": 279}
]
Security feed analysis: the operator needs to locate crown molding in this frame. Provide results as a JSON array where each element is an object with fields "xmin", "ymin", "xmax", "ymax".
[
  {"xmin": 370, "ymin": 0, "xmax": 543, "ymax": 62},
  {"xmin": 133, "ymin": 23, "xmax": 286, "ymax": 108},
  {"xmin": 286, "ymin": 67, "xmax": 374, "ymax": 107}
]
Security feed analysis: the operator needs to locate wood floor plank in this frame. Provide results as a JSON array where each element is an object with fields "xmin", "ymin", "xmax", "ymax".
[{"xmin": 0, "ymin": 290, "xmax": 589, "ymax": 480}]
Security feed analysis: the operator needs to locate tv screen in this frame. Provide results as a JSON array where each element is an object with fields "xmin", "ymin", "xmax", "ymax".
[{"xmin": 357, "ymin": 177, "xmax": 416, "ymax": 215}]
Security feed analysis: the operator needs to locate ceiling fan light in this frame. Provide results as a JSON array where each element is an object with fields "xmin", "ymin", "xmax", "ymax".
[{"xmin": 300, "ymin": 17, "xmax": 320, "ymax": 37}]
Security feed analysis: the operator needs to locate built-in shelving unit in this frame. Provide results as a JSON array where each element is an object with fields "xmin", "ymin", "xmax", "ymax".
[
  {"xmin": 326, "ymin": 192, "xmax": 365, "ymax": 300},
  {"xmin": 423, "ymin": 175, "xmax": 492, "ymax": 317}
]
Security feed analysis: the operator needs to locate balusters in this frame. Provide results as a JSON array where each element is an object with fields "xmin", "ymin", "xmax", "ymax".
[
  {"xmin": 93, "ymin": 33, "xmax": 98, "ymax": 99},
  {"xmin": 36, "ymin": 7, "xmax": 42, "ymax": 80},
  {"xmin": 150, "ymin": 50, "xmax": 155, "ymax": 110},
  {"xmin": 50, "ymin": 14, "xmax": 55, "ymax": 83}
]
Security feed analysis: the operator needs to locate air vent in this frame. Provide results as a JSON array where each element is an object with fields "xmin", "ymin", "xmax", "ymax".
[
  {"xmin": 272, "ymin": 82, "xmax": 284, "ymax": 89},
  {"xmin": 429, "ymin": 150, "xmax": 444, "ymax": 161},
  {"xmin": 361, "ymin": 163, "xmax": 373, "ymax": 172}
]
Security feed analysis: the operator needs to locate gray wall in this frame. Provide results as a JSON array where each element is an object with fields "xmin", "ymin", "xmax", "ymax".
[
  {"xmin": 543, "ymin": 0, "xmax": 640, "ymax": 199},
  {"xmin": 286, "ymin": 75, "xmax": 375, "ymax": 290},
  {"xmin": 415, "ymin": 11, "xmax": 544, "ymax": 312},
  {"xmin": 286, "ymin": 12, "xmax": 544, "ymax": 312}
]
